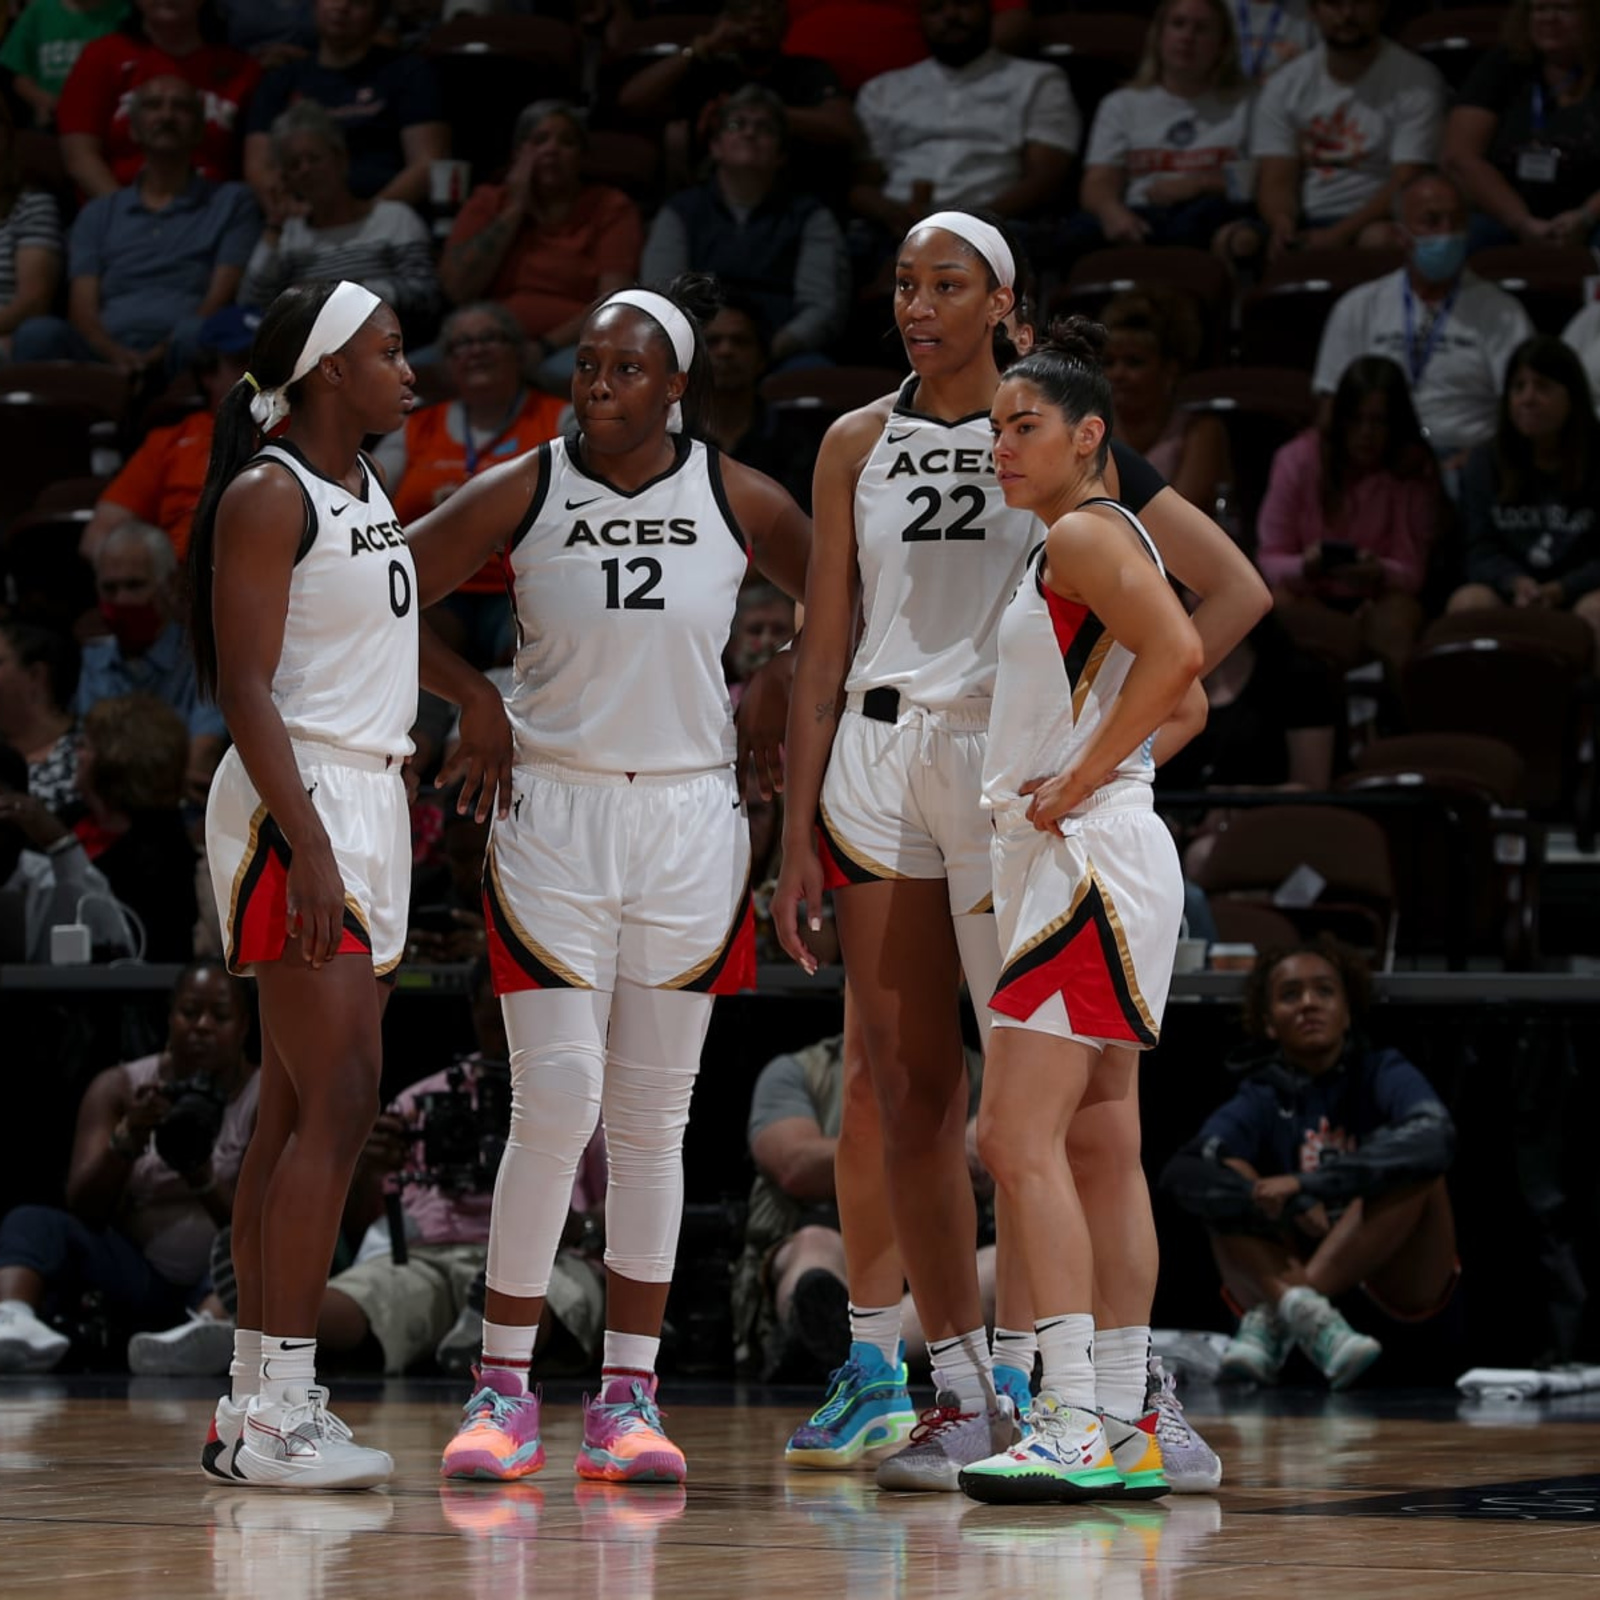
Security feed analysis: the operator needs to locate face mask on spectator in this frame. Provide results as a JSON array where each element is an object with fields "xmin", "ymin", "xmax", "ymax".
[
  {"xmin": 1410, "ymin": 233, "xmax": 1468, "ymax": 286},
  {"xmin": 99, "ymin": 600, "xmax": 166, "ymax": 654}
]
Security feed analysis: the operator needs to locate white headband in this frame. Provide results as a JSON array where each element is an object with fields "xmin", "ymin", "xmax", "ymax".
[
  {"xmin": 597, "ymin": 288, "xmax": 697, "ymax": 433},
  {"xmin": 247, "ymin": 281, "xmax": 383, "ymax": 431},
  {"xmin": 912, "ymin": 211, "xmax": 1016, "ymax": 290}
]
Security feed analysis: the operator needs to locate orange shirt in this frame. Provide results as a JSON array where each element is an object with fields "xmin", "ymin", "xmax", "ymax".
[
  {"xmin": 102, "ymin": 409, "xmax": 214, "ymax": 560},
  {"xmin": 393, "ymin": 390, "xmax": 568, "ymax": 594}
]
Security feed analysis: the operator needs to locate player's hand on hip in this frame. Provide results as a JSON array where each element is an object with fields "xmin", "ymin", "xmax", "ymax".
[
  {"xmin": 1021, "ymin": 769, "xmax": 1089, "ymax": 833},
  {"xmin": 286, "ymin": 844, "xmax": 347, "ymax": 968},
  {"xmin": 441, "ymin": 680, "xmax": 515, "ymax": 823},
  {"xmin": 772, "ymin": 847, "xmax": 826, "ymax": 975}
]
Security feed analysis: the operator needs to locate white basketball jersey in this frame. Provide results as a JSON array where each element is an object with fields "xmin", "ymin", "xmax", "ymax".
[
  {"xmin": 505, "ymin": 433, "xmax": 749, "ymax": 773},
  {"xmin": 983, "ymin": 499, "xmax": 1165, "ymax": 808},
  {"xmin": 846, "ymin": 379, "xmax": 1041, "ymax": 711},
  {"xmin": 255, "ymin": 442, "xmax": 417, "ymax": 759}
]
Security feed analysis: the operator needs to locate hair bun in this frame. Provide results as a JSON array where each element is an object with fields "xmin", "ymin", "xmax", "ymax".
[
  {"xmin": 1040, "ymin": 314, "xmax": 1109, "ymax": 369},
  {"xmin": 663, "ymin": 271, "xmax": 721, "ymax": 330}
]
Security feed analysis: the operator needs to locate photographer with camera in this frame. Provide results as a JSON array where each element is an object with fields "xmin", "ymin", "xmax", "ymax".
[
  {"xmin": 0, "ymin": 962, "xmax": 257, "ymax": 1372},
  {"xmin": 317, "ymin": 960, "xmax": 606, "ymax": 1377}
]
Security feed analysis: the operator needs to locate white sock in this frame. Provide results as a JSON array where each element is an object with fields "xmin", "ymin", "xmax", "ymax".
[
  {"xmin": 927, "ymin": 1326, "xmax": 995, "ymax": 1413},
  {"xmin": 1036, "ymin": 1313, "xmax": 1096, "ymax": 1413},
  {"xmin": 601, "ymin": 1330, "xmax": 660, "ymax": 1400},
  {"xmin": 848, "ymin": 1302, "xmax": 901, "ymax": 1367},
  {"xmin": 1094, "ymin": 1325, "xmax": 1151, "ymax": 1420},
  {"xmin": 481, "ymin": 1318, "xmax": 537, "ymax": 1393},
  {"xmin": 992, "ymin": 1326, "xmax": 1037, "ymax": 1382},
  {"xmin": 230, "ymin": 1327, "xmax": 261, "ymax": 1404},
  {"xmin": 258, "ymin": 1334, "xmax": 316, "ymax": 1406}
]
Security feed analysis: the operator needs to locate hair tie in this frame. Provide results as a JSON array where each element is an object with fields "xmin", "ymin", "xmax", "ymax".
[{"xmin": 242, "ymin": 372, "xmax": 261, "ymax": 393}]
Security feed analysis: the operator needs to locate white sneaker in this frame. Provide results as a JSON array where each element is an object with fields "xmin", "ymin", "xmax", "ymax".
[
  {"xmin": 201, "ymin": 1394, "xmax": 248, "ymax": 1482},
  {"xmin": 130, "ymin": 1310, "xmax": 236, "ymax": 1377},
  {"xmin": 235, "ymin": 1386, "xmax": 393, "ymax": 1489},
  {"xmin": 0, "ymin": 1299, "xmax": 70, "ymax": 1373}
]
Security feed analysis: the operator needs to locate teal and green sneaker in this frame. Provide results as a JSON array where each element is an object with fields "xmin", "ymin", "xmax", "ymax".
[
  {"xmin": 784, "ymin": 1341, "xmax": 917, "ymax": 1470},
  {"xmin": 958, "ymin": 1392, "xmax": 1124, "ymax": 1505}
]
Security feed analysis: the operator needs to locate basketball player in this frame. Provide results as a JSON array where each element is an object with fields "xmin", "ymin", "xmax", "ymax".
[
  {"xmin": 959, "ymin": 318, "xmax": 1204, "ymax": 1503},
  {"xmin": 405, "ymin": 277, "xmax": 810, "ymax": 1486},
  {"xmin": 189, "ymin": 281, "xmax": 512, "ymax": 1488}
]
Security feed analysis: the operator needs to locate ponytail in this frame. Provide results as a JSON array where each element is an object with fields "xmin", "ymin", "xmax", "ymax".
[
  {"xmin": 1005, "ymin": 314, "xmax": 1115, "ymax": 472},
  {"xmin": 186, "ymin": 281, "xmax": 343, "ymax": 697}
]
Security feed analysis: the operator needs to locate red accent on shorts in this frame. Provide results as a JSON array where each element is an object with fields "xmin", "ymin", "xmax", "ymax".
[
  {"xmin": 990, "ymin": 913, "xmax": 1145, "ymax": 1044},
  {"xmin": 709, "ymin": 894, "xmax": 757, "ymax": 996},
  {"xmin": 232, "ymin": 826, "xmax": 369, "ymax": 968}
]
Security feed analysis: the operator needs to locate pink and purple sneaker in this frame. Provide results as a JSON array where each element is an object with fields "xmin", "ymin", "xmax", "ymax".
[
  {"xmin": 575, "ymin": 1373, "xmax": 686, "ymax": 1485},
  {"xmin": 440, "ymin": 1367, "xmax": 545, "ymax": 1481}
]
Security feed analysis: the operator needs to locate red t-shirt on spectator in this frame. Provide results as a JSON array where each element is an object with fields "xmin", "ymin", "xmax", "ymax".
[
  {"xmin": 57, "ymin": 33, "xmax": 261, "ymax": 186},
  {"xmin": 783, "ymin": 0, "xmax": 1028, "ymax": 93}
]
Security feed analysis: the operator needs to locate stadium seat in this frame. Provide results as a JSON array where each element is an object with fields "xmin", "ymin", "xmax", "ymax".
[
  {"xmin": 1033, "ymin": 15, "xmax": 1145, "ymax": 130},
  {"xmin": 1239, "ymin": 247, "xmax": 1404, "ymax": 369},
  {"xmin": 1398, "ymin": 9, "xmax": 1505, "ymax": 91},
  {"xmin": 1190, "ymin": 803, "xmax": 1399, "ymax": 968},
  {"xmin": 1466, "ymin": 246, "xmax": 1597, "ymax": 336},
  {"xmin": 1054, "ymin": 247, "xmax": 1233, "ymax": 365},
  {"xmin": 760, "ymin": 366, "xmax": 904, "ymax": 416}
]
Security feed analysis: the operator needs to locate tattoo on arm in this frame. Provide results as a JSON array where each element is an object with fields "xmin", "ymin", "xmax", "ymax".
[{"xmin": 812, "ymin": 701, "xmax": 836, "ymax": 725}]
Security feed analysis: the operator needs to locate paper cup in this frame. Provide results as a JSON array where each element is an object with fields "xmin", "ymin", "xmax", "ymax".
[{"xmin": 1208, "ymin": 942, "xmax": 1258, "ymax": 972}]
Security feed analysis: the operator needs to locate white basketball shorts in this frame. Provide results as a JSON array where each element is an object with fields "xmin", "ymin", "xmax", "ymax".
[
  {"xmin": 817, "ymin": 690, "xmax": 994, "ymax": 917},
  {"xmin": 988, "ymin": 780, "xmax": 1182, "ymax": 1048},
  {"xmin": 483, "ymin": 761, "xmax": 754, "ymax": 995},
  {"xmin": 206, "ymin": 740, "xmax": 410, "ymax": 979}
]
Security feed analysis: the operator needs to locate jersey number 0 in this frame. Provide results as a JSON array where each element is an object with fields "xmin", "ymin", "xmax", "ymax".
[{"xmin": 900, "ymin": 485, "xmax": 987, "ymax": 542}]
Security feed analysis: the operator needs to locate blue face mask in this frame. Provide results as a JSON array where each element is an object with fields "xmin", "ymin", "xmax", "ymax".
[{"xmin": 1411, "ymin": 232, "xmax": 1468, "ymax": 285}]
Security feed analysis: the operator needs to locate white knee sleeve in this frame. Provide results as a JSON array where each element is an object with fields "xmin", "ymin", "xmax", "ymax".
[
  {"xmin": 600, "ymin": 982, "xmax": 713, "ymax": 1284},
  {"xmin": 485, "ymin": 988, "xmax": 610, "ymax": 1299},
  {"xmin": 954, "ymin": 912, "xmax": 1003, "ymax": 1053}
]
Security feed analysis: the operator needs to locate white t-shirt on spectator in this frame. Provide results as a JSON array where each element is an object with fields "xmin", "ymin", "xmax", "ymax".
[
  {"xmin": 857, "ymin": 47, "xmax": 1081, "ymax": 210},
  {"xmin": 1236, "ymin": 0, "xmax": 1319, "ymax": 82},
  {"xmin": 1562, "ymin": 302, "xmax": 1600, "ymax": 411},
  {"xmin": 1251, "ymin": 40, "xmax": 1444, "ymax": 221},
  {"xmin": 1085, "ymin": 85, "xmax": 1254, "ymax": 207},
  {"xmin": 1312, "ymin": 268, "xmax": 1534, "ymax": 453}
]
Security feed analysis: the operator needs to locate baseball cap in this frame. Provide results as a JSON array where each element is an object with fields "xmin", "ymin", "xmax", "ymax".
[{"xmin": 197, "ymin": 305, "xmax": 262, "ymax": 357}]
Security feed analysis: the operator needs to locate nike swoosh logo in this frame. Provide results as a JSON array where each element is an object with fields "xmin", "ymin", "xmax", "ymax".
[
  {"xmin": 566, "ymin": 496, "xmax": 603, "ymax": 510},
  {"xmin": 277, "ymin": 1340, "xmax": 316, "ymax": 1351},
  {"xmin": 886, "ymin": 430, "xmax": 915, "ymax": 444},
  {"xmin": 330, "ymin": 502, "xmax": 349, "ymax": 516}
]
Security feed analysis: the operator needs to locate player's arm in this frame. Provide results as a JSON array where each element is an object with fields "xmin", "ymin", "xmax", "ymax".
[
  {"xmin": 212, "ymin": 465, "xmax": 346, "ymax": 965},
  {"xmin": 1023, "ymin": 517, "xmax": 1203, "ymax": 829},
  {"xmin": 417, "ymin": 623, "xmax": 513, "ymax": 824},
  {"xmin": 405, "ymin": 447, "xmax": 544, "ymax": 607},
  {"xmin": 769, "ymin": 405, "xmax": 877, "ymax": 971},
  {"xmin": 720, "ymin": 457, "xmax": 812, "ymax": 602}
]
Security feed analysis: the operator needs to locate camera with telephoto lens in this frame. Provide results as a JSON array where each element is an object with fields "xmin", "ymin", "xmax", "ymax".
[
  {"xmin": 405, "ymin": 1057, "xmax": 511, "ymax": 1195},
  {"xmin": 153, "ymin": 1074, "xmax": 228, "ymax": 1175}
]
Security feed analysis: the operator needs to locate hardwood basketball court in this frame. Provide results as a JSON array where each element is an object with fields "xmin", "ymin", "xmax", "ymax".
[{"xmin": 3, "ymin": 1378, "xmax": 1598, "ymax": 1597}]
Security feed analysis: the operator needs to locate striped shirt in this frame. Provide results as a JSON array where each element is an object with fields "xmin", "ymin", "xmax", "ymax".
[
  {"xmin": 0, "ymin": 190, "xmax": 64, "ymax": 308},
  {"xmin": 238, "ymin": 199, "xmax": 439, "ymax": 318}
]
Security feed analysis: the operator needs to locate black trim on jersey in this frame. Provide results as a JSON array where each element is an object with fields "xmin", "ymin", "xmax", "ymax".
[
  {"xmin": 1075, "ymin": 496, "xmax": 1161, "ymax": 567},
  {"xmin": 268, "ymin": 437, "xmax": 371, "ymax": 504},
  {"xmin": 508, "ymin": 440, "xmax": 553, "ymax": 553},
  {"xmin": 890, "ymin": 375, "xmax": 991, "ymax": 430},
  {"xmin": 703, "ymin": 444, "xmax": 751, "ymax": 557},
  {"xmin": 561, "ymin": 428, "xmax": 693, "ymax": 498},
  {"xmin": 247, "ymin": 449, "xmax": 318, "ymax": 566},
  {"xmin": 995, "ymin": 881, "xmax": 1159, "ymax": 1049}
]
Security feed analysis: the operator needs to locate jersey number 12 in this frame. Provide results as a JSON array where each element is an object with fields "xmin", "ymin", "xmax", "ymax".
[{"xmin": 602, "ymin": 555, "xmax": 665, "ymax": 610}]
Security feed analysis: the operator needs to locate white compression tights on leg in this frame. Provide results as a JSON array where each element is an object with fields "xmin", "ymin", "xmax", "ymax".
[
  {"xmin": 485, "ymin": 987, "xmax": 611, "ymax": 1299},
  {"xmin": 601, "ymin": 979, "xmax": 714, "ymax": 1283},
  {"xmin": 954, "ymin": 911, "xmax": 1004, "ymax": 1054}
]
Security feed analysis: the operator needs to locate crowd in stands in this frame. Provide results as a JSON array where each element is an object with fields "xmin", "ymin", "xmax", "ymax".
[{"xmin": 1, "ymin": 0, "xmax": 1599, "ymax": 978}]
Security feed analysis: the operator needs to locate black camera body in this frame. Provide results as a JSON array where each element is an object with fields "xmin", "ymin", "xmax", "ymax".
[
  {"xmin": 405, "ymin": 1057, "xmax": 511, "ymax": 1196},
  {"xmin": 154, "ymin": 1074, "xmax": 228, "ymax": 1175}
]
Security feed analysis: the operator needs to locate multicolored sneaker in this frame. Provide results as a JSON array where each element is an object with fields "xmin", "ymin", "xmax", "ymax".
[
  {"xmin": 993, "ymin": 1363, "xmax": 1033, "ymax": 1432},
  {"xmin": 576, "ymin": 1375, "xmax": 687, "ymax": 1485},
  {"xmin": 1219, "ymin": 1302, "xmax": 1292, "ymax": 1386},
  {"xmin": 235, "ymin": 1385, "xmax": 393, "ymax": 1489},
  {"xmin": 201, "ymin": 1394, "xmax": 247, "ymax": 1482},
  {"xmin": 1101, "ymin": 1408, "xmax": 1170, "ymax": 1500},
  {"xmin": 957, "ymin": 1392, "xmax": 1124, "ymax": 1505},
  {"xmin": 1147, "ymin": 1356, "xmax": 1222, "ymax": 1492},
  {"xmin": 440, "ymin": 1367, "xmax": 545, "ymax": 1481},
  {"xmin": 784, "ymin": 1341, "xmax": 917, "ymax": 1470},
  {"xmin": 874, "ymin": 1375, "xmax": 1016, "ymax": 1494},
  {"xmin": 1279, "ymin": 1287, "xmax": 1382, "ymax": 1390}
]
